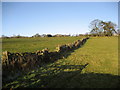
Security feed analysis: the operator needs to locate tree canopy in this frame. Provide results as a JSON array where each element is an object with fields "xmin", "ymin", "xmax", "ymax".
[{"xmin": 89, "ymin": 19, "xmax": 117, "ymax": 36}]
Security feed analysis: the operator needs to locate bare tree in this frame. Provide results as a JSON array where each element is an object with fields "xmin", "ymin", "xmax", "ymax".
[{"xmin": 89, "ymin": 19, "xmax": 117, "ymax": 36}]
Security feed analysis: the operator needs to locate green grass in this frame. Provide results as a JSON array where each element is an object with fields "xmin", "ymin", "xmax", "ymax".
[
  {"xmin": 2, "ymin": 37, "xmax": 119, "ymax": 88},
  {"xmin": 2, "ymin": 37, "xmax": 84, "ymax": 53},
  {"xmin": 66, "ymin": 37, "xmax": 118, "ymax": 75}
]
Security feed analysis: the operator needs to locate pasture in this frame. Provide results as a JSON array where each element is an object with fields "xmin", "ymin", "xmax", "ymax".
[
  {"xmin": 2, "ymin": 36, "xmax": 119, "ymax": 88},
  {"xmin": 2, "ymin": 37, "xmax": 84, "ymax": 53}
]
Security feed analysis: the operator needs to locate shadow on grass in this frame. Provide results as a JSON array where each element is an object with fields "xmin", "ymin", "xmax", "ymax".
[
  {"xmin": 2, "ymin": 39, "xmax": 86, "ymax": 84},
  {"xmin": 2, "ymin": 39, "xmax": 120, "ymax": 88},
  {"xmin": 3, "ymin": 63, "xmax": 120, "ymax": 88}
]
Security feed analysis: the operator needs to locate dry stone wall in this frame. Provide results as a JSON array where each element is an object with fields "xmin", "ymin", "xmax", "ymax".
[{"xmin": 2, "ymin": 37, "xmax": 89, "ymax": 79}]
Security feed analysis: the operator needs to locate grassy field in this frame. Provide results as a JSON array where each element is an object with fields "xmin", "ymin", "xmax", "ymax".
[
  {"xmin": 2, "ymin": 37, "xmax": 84, "ymax": 53},
  {"xmin": 2, "ymin": 37, "xmax": 119, "ymax": 88}
]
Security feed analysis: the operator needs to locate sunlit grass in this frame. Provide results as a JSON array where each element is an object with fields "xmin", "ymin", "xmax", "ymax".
[
  {"xmin": 2, "ymin": 36, "xmax": 119, "ymax": 88},
  {"xmin": 2, "ymin": 37, "xmax": 84, "ymax": 53},
  {"xmin": 62, "ymin": 37, "xmax": 118, "ymax": 75}
]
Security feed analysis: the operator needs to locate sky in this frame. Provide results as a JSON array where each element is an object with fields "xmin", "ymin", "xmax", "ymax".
[
  {"xmin": 118, "ymin": 1, "xmax": 120, "ymax": 29},
  {"xmin": 2, "ymin": 2, "xmax": 118, "ymax": 36}
]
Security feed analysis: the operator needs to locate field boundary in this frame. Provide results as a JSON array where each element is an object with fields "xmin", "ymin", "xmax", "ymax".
[{"xmin": 2, "ymin": 37, "xmax": 89, "ymax": 82}]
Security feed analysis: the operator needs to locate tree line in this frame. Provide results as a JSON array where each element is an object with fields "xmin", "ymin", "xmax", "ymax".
[{"xmin": 1, "ymin": 19, "xmax": 119, "ymax": 38}]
